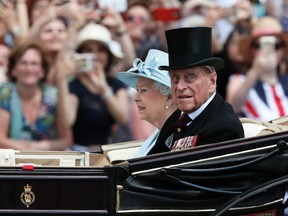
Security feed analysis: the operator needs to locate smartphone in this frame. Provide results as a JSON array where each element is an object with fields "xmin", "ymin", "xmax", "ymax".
[
  {"xmin": 98, "ymin": 0, "xmax": 127, "ymax": 13},
  {"xmin": 73, "ymin": 53, "xmax": 96, "ymax": 73},
  {"xmin": 259, "ymin": 36, "xmax": 276, "ymax": 55},
  {"xmin": 152, "ymin": 8, "xmax": 180, "ymax": 22}
]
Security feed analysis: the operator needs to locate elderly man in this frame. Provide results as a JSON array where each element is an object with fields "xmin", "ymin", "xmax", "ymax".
[{"xmin": 148, "ymin": 27, "xmax": 244, "ymax": 155}]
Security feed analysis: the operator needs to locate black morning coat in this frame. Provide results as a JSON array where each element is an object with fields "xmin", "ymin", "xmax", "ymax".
[{"xmin": 147, "ymin": 92, "xmax": 245, "ymax": 155}]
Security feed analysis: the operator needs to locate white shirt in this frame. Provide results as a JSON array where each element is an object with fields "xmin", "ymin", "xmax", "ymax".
[{"xmin": 187, "ymin": 92, "xmax": 216, "ymax": 121}]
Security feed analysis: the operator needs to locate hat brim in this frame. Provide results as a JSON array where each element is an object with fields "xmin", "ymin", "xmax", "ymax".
[
  {"xmin": 159, "ymin": 57, "xmax": 225, "ymax": 71},
  {"xmin": 77, "ymin": 39, "xmax": 123, "ymax": 63},
  {"xmin": 116, "ymin": 71, "xmax": 139, "ymax": 89},
  {"xmin": 116, "ymin": 70, "xmax": 171, "ymax": 89}
]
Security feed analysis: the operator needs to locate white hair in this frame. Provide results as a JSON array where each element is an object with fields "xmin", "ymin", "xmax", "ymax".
[
  {"xmin": 205, "ymin": 66, "xmax": 216, "ymax": 73},
  {"xmin": 153, "ymin": 81, "xmax": 172, "ymax": 96}
]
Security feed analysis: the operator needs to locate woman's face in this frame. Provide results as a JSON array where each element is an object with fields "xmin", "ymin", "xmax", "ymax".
[
  {"xmin": 12, "ymin": 48, "xmax": 44, "ymax": 86},
  {"xmin": 79, "ymin": 41, "xmax": 110, "ymax": 69},
  {"xmin": 125, "ymin": 5, "xmax": 151, "ymax": 41},
  {"xmin": 227, "ymin": 31, "xmax": 246, "ymax": 64},
  {"xmin": 134, "ymin": 77, "xmax": 168, "ymax": 125},
  {"xmin": 39, "ymin": 19, "xmax": 67, "ymax": 53}
]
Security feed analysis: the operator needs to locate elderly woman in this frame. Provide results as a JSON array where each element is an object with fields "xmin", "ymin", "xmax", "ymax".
[
  {"xmin": 116, "ymin": 49, "xmax": 177, "ymax": 157},
  {"xmin": 0, "ymin": 42, "xmax": 71, "ymax": 150}
]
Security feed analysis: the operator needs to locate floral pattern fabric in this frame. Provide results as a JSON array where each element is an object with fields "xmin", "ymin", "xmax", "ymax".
[{"xmin": 0, "ymin": 82, "xmax": 58, "ymax": 141}]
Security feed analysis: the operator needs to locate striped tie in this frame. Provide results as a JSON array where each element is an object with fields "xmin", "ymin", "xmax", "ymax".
[{"xmin": 174, "ymin": 114, "xmax": 191, "ymax": 133}]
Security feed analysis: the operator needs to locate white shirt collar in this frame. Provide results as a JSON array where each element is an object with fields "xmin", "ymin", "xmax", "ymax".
[{"xmin": 187, "ymin": 92, "xmax": 216, "ymax": 121}]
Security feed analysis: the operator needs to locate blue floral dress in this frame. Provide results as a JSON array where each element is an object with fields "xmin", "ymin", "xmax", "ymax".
[{"xmin": 0, "ymin": 82, "xmax": 58, "ymax": 141}]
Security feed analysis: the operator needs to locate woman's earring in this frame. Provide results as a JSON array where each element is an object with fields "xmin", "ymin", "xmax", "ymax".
[{"xmin": 165, "ymin": 105, "xmax": 169, "ymax": 109}]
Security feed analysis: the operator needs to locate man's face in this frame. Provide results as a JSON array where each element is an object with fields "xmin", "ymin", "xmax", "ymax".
[{"xmin": 170, "ymin": 66, "xmax": 217, "ymax": 113}]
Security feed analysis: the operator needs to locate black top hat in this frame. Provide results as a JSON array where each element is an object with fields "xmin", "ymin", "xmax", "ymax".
[{"xmin": 159, "ymin": 27, "xmax": 224, "ymax": 71}]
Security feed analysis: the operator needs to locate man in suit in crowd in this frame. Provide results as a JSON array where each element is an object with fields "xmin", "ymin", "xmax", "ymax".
[{"xmin": 148, "ymin": 27, "xmax": 244, "ymax": 155}]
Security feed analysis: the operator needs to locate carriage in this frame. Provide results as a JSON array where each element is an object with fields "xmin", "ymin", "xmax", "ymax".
[{"xmin": 0, "ymin": 117, "xmax": 288, "ymax": 216}]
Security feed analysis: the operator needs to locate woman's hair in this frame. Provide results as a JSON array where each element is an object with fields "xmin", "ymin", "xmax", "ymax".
[
  {"xmin": 7, "ymin": 42, "xmax": 50, "ymax": 83},
  {"xmin": 153, "ymin": 81, "xmax": 172, "ymax": 95}
]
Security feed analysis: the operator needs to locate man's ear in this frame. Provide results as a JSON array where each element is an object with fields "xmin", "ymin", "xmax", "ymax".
[{"xmin": 210, "ymin": 72, "xmax": 217, "ymax": 89}]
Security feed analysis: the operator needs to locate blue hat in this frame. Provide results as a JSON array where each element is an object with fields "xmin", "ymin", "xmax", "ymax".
[{"xmin": 116, "ymin": 49, "xmax": 171, "ymax": 89}]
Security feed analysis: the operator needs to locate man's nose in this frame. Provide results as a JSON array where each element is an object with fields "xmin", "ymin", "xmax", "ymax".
[{"xmin": 175, "ymin": 77, "xmax": 188, "ymax": 90}]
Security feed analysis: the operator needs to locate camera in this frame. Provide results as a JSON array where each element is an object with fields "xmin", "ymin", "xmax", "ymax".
[
  {"xmin": 152, "ymin": 8, "xmax": 180, "ymax": 22},
  {"xmin": 73, "ymin": 53, "xmax": 96, "ymax": 73},
  {"xmin": 259, "ymin": 36, "xmax": 276, "ymax": 55},
  {"xmin": 98, "ymin": 0, "xmax": 127, "ymax": 13}
]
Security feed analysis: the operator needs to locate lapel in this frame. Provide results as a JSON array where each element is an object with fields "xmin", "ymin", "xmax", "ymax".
[
  {"xmin": 176, "ymin": 93, "xmax": 223, "ymax": 139},
  {"xmin": 147, "ymin": 93, "xmax": 224, "ymax": 155}
]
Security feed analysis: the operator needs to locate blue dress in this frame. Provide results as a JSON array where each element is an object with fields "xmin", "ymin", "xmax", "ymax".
[{"xmin": 69, "ymin": 77, "xmax": 127, "ymax": 146}]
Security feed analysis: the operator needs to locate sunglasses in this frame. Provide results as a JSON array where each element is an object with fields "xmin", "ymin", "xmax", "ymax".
[
  {"xmin": 125, "ymin": 15, "xmax": 148, "ymax": 23},
  {"xmin": 251, "ymin": 42, "xmax": 285, "ymax": 50}
]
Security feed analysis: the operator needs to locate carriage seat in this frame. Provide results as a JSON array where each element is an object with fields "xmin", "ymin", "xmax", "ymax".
[{"xmin": 240, "ymin": 116, "xmax": 288, "ymax": 138}]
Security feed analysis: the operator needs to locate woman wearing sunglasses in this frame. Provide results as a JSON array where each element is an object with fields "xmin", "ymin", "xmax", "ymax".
[{"xmin": 226, "ymin": 16, "xmax": 288, "ymax": 122}]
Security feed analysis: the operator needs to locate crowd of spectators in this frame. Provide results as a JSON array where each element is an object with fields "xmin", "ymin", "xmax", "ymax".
[{"xmin": 0, "ymin": 0, "xmax": 287, "ymax": 151}]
